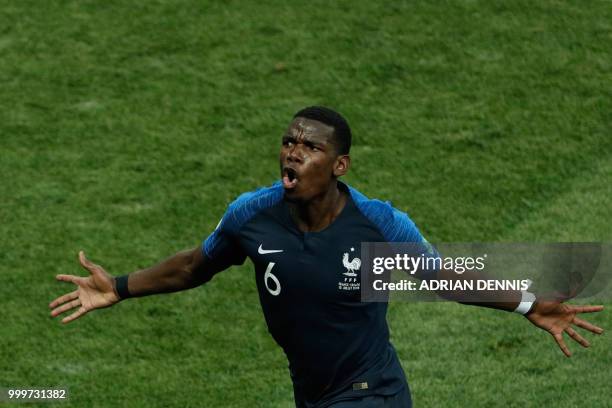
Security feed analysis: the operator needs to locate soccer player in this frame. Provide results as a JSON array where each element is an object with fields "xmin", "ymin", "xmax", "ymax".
[{"xmin": 49, "ymin": 107, "xmax": 605, "ymax": 407}]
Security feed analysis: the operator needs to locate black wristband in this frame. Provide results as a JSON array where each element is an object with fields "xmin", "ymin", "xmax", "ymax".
[{"xmin": 114, "ymin": 275, "xmax": 132, "ymax": 299}]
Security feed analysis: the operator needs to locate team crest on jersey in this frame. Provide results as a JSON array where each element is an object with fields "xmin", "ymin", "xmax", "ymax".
[{"xmin": 339, "ymin": 247, "xmax": 361, "ymax": 291}]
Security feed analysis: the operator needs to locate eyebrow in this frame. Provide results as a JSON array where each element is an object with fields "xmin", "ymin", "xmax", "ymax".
[{"xmin": 282, "ymin": 135, "xmax": 326, "ymax": 147}]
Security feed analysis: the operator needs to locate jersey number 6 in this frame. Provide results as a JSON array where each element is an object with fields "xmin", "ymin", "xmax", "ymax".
[{"xmin": 264, "ymin": 262, "xmax": 281, "ymax": 296}]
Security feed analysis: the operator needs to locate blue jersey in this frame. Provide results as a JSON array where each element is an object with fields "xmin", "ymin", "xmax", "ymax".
[{"xmin": 203, "ymin": 181, "xmax": 430, "ymax": 407}]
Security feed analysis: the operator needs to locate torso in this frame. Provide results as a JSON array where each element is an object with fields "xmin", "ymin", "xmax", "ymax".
[{"xmin": 203, "ymin": 181, "xmax": 424, "ymax": 406}]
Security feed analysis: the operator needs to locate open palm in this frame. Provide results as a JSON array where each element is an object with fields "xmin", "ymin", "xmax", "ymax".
[
  {"xmin": 49, "ymin": 251, "xmax": 120, "ymax": 323},
  {"xmin": 527, "ymin": 300, "xmax": 604, "ymax": 357}
]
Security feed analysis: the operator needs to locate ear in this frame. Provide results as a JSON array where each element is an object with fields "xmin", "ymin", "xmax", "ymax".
[{"xmin": 333, "ymin": 155, "xmax": 350, "ymax": 177}]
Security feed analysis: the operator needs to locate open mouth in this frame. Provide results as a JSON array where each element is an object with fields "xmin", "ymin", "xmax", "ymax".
[{"xmin": 282, "ymin": 167, "xmax": 298, "ymax": 190}]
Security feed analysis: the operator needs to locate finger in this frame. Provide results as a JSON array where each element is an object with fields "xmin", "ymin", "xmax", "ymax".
[
  {"xmin": 79, "ymin": 251, "xmax": 95, "ymax": 273},
  {"xmin": 49, "ymin": 290, "xmax": 78, "ymax": 309},
  {"xmin": 62, "ymin": 307, "xmax": 87, "ymax": 324},
  {"xmin": 553, "ymin": 333, "xmax": 571, "ymax": 357},
  {"xmin": 50, "ymin": 299, "xmax": 81, "ymax": 317},
  {"xmin": 565, "ymin": 327, "xmax": 590, "ymax": 348},
  {"xmin": 56, "ymin": 274, "xmax": 79, "ymax": 284},
  {"xmin": 573, "ymin": 316, "xmax": 604, "ymax": 334},
  {"xmin": 572, "ymin": 305, "xmax": 604, "ymax": 313},
  {"xmin": 79, "ymin": 251, "xmax": 103, "ymax": 275}
]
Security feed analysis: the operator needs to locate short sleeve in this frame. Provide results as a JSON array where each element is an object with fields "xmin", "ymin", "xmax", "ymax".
[
  {"xmin": 201, "ymin": 181, "xmax": 285, "ymax": 273},
  {"xmin": 349, "ymin": 186, "xmax": 440, "ymax": 279},
  {"xmin": 202, "ymin": 211, "xmax": 247, "ymax": 271},
  {"xmin": 386, "ymin": 206, "xmax": 424, "ymax": 243},
  {"xmin": 388, "ymin": 207, "xmax": 440, "ymax": 279},
  {"xmin": 349, "ymin": 192, "xmax": 430, "ymax": 246}
]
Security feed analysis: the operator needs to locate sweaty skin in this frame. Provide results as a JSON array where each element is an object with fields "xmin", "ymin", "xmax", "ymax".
[{"xmin": 280, "ymin": 117, "xmax": 350, "ymax": 232}]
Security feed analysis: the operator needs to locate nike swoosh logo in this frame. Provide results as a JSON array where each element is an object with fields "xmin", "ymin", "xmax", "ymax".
[{"xmin": 258, "ymin": 244, "xmax": 284, "ymax": 254}]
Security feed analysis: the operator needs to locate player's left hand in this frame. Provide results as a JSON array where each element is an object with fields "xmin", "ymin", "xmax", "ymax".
[{"xmin": 526, "ymin": 301, "xmax": 604, "ymax": 357}]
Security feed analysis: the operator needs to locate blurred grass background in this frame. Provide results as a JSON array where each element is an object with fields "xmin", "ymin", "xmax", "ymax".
[{"xmin": 1, "ymin": 0, "xmax": 611, "ymax": 406}]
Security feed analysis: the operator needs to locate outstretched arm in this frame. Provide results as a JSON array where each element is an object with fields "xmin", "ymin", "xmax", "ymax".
[
  {"xmin": 432, "ymin": 267, "xmax": 605, "ymax": 357},
  {"xmin": 49, "ymin": 247, "xmax": 215, "ymax": 324},
  {"xmin": 387, "ymin": 207, "xmax": 605, "ymax": 357}
]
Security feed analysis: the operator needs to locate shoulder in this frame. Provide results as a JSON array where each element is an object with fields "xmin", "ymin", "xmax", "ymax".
[
  {"xmin": 346, "ymin": 183, "xmax": 422, "ymax": 243},
  {"xmin": 221, "ymin": 181, "xmax": 284, "ymax": 233}
]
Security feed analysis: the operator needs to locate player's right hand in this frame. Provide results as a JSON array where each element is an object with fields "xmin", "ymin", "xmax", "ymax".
[{"xmin": 49, "ymin": 251, "xmax": 120, "ymax": 324}]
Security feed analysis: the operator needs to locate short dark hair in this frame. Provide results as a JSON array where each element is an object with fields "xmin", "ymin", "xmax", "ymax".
[{"xmin": 293, "ymin": 106, "xmax": 352, "ymax": 155}]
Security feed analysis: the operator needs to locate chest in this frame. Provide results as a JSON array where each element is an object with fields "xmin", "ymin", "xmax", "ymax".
[{"xmin": 237, "ymin": 216, "xmax": 380, "ymax": 302}]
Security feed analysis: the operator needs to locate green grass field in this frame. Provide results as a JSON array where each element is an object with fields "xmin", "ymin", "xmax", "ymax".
[{"xmin": 1, "ymin": 0, "xmax": 611, "ymax": 406}]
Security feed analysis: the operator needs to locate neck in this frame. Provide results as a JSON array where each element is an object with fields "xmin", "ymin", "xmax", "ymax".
[{"xmin": 287, "ymin": 181, "xmax": 347, "ymax": 232}]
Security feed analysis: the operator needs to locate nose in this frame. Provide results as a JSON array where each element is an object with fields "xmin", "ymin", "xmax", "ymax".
[{"xmin": 286, "ymin": 144, "xmax": 303, "ymax": 163}]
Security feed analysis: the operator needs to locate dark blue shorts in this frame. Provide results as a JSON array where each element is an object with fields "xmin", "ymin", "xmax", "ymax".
[{"xmin": 325, "ymin": 384, "xmax": 412, "ymax": 408}]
